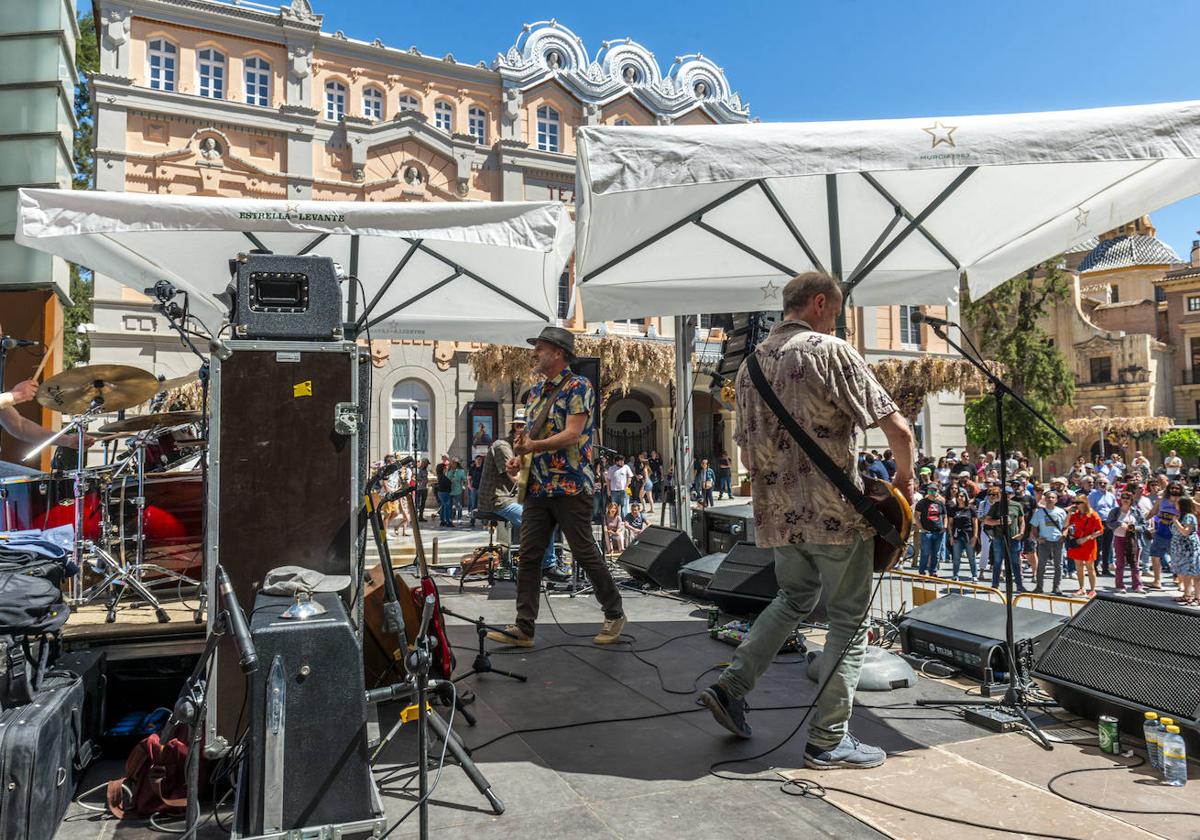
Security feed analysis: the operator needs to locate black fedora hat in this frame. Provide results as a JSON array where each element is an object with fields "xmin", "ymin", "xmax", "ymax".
[{"xmin": 527, "ymin": 325, "xmax": 576, "ymax": 361}]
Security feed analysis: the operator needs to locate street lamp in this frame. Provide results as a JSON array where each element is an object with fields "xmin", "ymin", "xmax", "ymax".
[{"xmin": 1090, "ymin": 404, "xmax": 1109, "ymax": 459}]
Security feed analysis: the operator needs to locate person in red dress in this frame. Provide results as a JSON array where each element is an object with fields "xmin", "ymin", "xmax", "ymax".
[{"xmin": 1066, "ymin": 494, "xmax": 1103, "ymax": 597}]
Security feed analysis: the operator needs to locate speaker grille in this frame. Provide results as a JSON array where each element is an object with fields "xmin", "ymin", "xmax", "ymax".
[{"xmin": 1034, "ymin": 597, "xmax": 1200, "ymax": 724}]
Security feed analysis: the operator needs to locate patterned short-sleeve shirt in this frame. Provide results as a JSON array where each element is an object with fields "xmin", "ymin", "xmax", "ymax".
[
  {"xmin": 734, "ymin": 320, "xmax": 899, "ymax": 548},
  {"xmin": 525, "ymin": 369, "xmax": 595, "ymax": 499}
]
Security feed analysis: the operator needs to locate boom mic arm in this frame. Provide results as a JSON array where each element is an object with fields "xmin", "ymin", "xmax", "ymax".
[{"xmin": 909, "ymin": 310, "xmax": 955, "ymax": 329}]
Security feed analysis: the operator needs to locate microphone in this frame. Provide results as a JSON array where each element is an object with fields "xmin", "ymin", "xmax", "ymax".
[
  {"xmin": 909, "ymin": 311, "xmax": 956, "ymax": 329},
  {"xmin": 208, "ymin": 336, "xmax": 233, "ymax": 361},
  {"xmin": 216, "ymin": 566, "xmax": 258, "ymax": 674},
  {"xmin": 0, "ymin": 337, "xmax": 39, "ymax": 350}
]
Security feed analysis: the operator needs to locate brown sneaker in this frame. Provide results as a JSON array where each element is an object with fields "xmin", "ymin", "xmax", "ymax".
[
  {"xmin": 593, "ymin": 616, "xmax": 626, "ymax": 645},
  {"xmin": 485, "ymin": 624, "xmax": 534, "ymax": 648}
]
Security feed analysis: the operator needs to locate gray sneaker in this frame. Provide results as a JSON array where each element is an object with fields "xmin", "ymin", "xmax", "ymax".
[
  {"xmin": 698, "ymin": 684, "xmax": 752, "ymax": 739},
  {"xmin": 803, "ymin": 733, "xmax": 886, "ymax": 770}
]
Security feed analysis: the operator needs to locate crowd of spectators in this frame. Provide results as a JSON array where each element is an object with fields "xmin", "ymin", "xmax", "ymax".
[{"xmin": 861, "ymin": 447, "xmax": 1200, "ymax": 603}]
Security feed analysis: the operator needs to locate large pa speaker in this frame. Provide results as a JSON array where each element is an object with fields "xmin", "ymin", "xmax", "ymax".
[
  {"xmin": 677, "ymin": 553, "xmax": 726, "ymax": 600},
  {"xmin": 898, "ymin": 595, "xmax": 1065, "ymax": 682},
  {"xmin": 617, "ymin": 526, "xmax": 700, "ymax": 589},
  {"xmin": 1033, "ymin": 595, "xmax": 1200, "ymax": 743},
  {"xmin": 706, "ymin": 542, "xmax": 778, "ymax": 615}
]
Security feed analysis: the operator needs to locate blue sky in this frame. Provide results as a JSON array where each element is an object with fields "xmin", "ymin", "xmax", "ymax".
[{"xmin": 83, "ymin": 0, "xmax": 1200, "ymax": 258}]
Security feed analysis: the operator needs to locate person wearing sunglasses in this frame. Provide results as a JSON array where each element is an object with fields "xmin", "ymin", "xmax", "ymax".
[
  {"xmin": 1066, "ymin": 495, "xmax": 1103, "ymax": 597},
  {"xmin": 981, "ymin": 486, "xmax": 1026, "ymax": 591},
  {"xmin": 1147, "ymin": 484, "xmax": 1182, "ymax": 590},
  {"xmin": 1106, "ymin": 490, "xmax": 1146, "ymax": 593}
]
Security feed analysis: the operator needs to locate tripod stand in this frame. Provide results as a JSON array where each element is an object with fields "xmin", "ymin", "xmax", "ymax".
[
  {"xmin": 441, "ymin": 606, "xmax": 527, "ymax": 683},
  {"xmin": 915, "ymin": 319, "xmax": 1071, "ymax": 750}
]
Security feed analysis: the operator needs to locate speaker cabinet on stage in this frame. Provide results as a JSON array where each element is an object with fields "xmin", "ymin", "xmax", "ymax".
[
  {"xmin": 678, "ymin": 553, "xmax": 726, "ymax": 600},
  {"xmin": 703, "ymin": 504, "xmax": 756, "ymax": 554},
  {"xmin": 705, "ymin": 542, "xmax": 778, "ymax": 615},
  {"xmin": 236, "ymin": 593, "xmax": 382, "ymax": 837},
  {"xmin": 1033, "ymin": 595, "xmax": 1200, "ymax": 747},
  {"xmin": 899, "ymin": 595, "xmax": 1065, "ymax": 682},
  {"xmin": 617, "ymin": 526, "xmax": 700, "ymax": 589},
  {"xmin": 206, "ymin": 341, "xmax": 361, "ymax": 751}
]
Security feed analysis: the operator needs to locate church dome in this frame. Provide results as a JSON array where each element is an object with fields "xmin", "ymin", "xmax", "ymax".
[{"xmin": 1077, "ymin": 234, "xmax": 1179, "ymax": 273}]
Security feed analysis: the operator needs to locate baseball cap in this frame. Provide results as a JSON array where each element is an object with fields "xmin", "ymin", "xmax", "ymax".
[{"xmin": 262, "ymin": 566, "xmax": 351, "ymax": 596}]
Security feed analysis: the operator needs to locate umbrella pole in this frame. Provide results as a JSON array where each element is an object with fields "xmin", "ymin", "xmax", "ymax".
[{"xmin": 673, "ymin": 315, "xmax": 695, "ymax": 531}]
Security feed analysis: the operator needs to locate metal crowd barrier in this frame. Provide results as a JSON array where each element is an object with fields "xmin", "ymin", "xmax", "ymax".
[
  {"xmin": 1010, "ymin": 591, "xmax": 1089, "ymax": 617},
  {"xmin": 870, "ymin": 569, "xmax": 1005, "ymax": 622}
]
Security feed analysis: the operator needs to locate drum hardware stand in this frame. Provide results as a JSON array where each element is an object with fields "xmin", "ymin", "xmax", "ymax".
[
  {"xmin": 914, "ymin": 318, "xmax": 1069, "ymax": 751},
  {"xmin": 441, "ymin": 607, "xmax": 527, "ymax": 684}
]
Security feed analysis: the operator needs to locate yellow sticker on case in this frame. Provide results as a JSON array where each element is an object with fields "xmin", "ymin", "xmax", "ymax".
[{"xmin": 293, "ymin": 380, "xmax": 313, "ymax": 398}]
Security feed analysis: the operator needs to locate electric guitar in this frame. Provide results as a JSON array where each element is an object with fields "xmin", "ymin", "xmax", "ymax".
[
  {"xmin": 404, "ymin": 494, "xmax": 455, "ymax": 679},
  {"xmin": 513, "ymin": 377, "xmax": 566, "ymax": 504}
]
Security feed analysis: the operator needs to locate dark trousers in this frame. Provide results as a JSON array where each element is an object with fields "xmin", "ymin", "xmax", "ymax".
[
  {"xmin": 415, "ymin": 487, "xmax": 428, "ymax": 519},
  {"xmin": 1099, "ymin": 528, "xmax": 1114, "ymax": 575},
  {"xmin": 516, "ymin": 493, "xmax": 623, "ymax": 637}
]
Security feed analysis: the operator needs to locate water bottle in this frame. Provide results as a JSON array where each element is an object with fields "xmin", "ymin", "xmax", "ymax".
[
  {"xmin": 1144, "ymin": 711, "xmax": 1163, "ymax": 769},
  {"xmin": 1161, "ymin": 725, "xmax": 1187, "ymax": 787}
]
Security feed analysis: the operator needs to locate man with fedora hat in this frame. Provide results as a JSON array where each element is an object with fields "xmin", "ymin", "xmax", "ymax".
[
  {"xmin": 477, "ymin": 407, "xmax": 565, "ymax": 581},
  {"xmin": 486, "ymin": 326, "xmax": 625, "ymax": 647}
]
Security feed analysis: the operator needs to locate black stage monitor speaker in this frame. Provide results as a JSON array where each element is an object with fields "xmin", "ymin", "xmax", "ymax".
[
  {"xmin": 1033, "ymin": 595, "xmax": 1200, "ymax": 742},
  {"xmin": 678, "ymin": 553, "xmax": 726, "ymax": 600},
  {"xmin": 706, "ymin": 542, "xmax": 778, "ymax": 615},
  {"xmin": 228, "ymin": 252, "xmax": 343, "ymax": 341},
  {"xmin": 238, "ymin": 593, "xmax": 381, "ymax": 836},
  {"xmin": 617, "ymin": 526, "xmax": 700, "ymax": 589},
  {"xmin": 899, "ymin": 595, "xmax": 1066, "ymax": 682}
]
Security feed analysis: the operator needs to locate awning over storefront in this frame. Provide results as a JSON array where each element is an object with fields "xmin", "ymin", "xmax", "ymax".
[
  {"xmin": 574, "ymin": 99, "xmax": 1200, "ymax": 319},
  {"xmin": 16, "ymin": 188, "xmax": 574, "ymax": 346}
]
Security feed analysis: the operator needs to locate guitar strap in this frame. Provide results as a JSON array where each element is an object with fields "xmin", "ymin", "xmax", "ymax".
[{"xmin": 746, "ymin": 352, "xmax": 901, "ymax": 548}]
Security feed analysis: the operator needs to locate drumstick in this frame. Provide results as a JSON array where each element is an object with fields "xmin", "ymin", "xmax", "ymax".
[{"xmin": 32, "ymin": 322, "xmax": 67, "ymax": 380}]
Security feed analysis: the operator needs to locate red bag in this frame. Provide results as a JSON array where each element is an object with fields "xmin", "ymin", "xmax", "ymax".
[{"xmin": 105, "ymin": 728, "xmax": 190, "ymax": 819}]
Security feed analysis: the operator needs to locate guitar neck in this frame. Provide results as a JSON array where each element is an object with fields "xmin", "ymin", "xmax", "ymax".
[{"xmin": 404, "ymin": 494, "xmax": 432, "ymax": 578}]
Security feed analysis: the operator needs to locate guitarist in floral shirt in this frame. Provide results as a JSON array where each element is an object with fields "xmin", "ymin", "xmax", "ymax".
[{"xmin": 486, "ymin": 326, "xmax": 626, "ymax": 648}]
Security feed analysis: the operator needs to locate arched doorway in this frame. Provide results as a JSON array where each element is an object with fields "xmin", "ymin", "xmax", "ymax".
[
  {"xmin": 1089, "ymin": 437, "xmax": 1120, "ymax": 463},
  {"xmin": 391, "ymin": 380, "xmax": 431, "ymax": 460},
  {"xmin": 602, "ymin": 392, "xmax": 656, "ymax": 458}
]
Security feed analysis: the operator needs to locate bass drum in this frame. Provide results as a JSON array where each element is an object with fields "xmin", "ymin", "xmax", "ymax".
[
  {"xmin": 108, "ymin": 470, "xmax": 203, "ymax": 580},
  {"xmin": 0, "ymin": 472, "xmax": 103, "ymax": 539}
]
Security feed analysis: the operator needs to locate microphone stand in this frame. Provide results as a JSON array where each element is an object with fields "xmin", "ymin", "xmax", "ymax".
[{"xmin": 915, "ymin": 320, "xmax": 1070, "ymax": 750}]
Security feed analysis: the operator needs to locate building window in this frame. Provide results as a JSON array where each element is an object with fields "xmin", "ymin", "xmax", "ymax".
[
  {"xmin": 557, "ymin": 269, "xmax": 571, "ymax": 320},
  {"xmin": 468, "ymin": 106, "xmax": 487, "ymax": 145},
  {"xmin": 362, "ymin": 86, "xmax": 384, "ymax": 120},
  {"xmin": 391, "ymin": 381, "xmax": 431, "ymax": 459},
  {"xmin": 197, "ymin": 48, "xmax": 225, "ymax": 99},
  {"xmin": 898, "ymin": 305, "xmax": 920, "ymax": 348},
  {"xmin": 398, "ymin": 93, "xmax": 419, "ymax": 112},
  {"xmin": 1188, "ymin": 295, "xmax": 1200, "ymax": 312},
  {"xmin": 434, "ymin": 101, "xmax": 453, "ymax": 133},
  {"xmin": 325, "ymin": 80, "xmax": 346, "ymax": 121},
  {"xmin": 1110, "ymin": 284, "xmax": 1119, "ymax": 303},
  {"xmin": 244, "ymin": 56, "xmax": 270, "ymax": 106},
  {"xmin": 1089, "ymin": 356, "xmax": 1112, "ymax": 384},
  {"xmin": 615, "ymin": 118, "xmax": 632, "ymax": 126},
  {"xmin": 147, "ymin": 39, "xmax": 177, "ymax": 91},
  {"xmin": 536, "ymin": 105, "xmax": 560, "ymax": 152}
]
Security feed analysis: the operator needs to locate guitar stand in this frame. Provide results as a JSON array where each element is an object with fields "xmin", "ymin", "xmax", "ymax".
[{"xmin": 442, "ymin": 608, "xmax": 528, "ymax": 684}]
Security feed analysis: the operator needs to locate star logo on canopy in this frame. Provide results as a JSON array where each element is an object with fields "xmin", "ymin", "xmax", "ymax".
[
  {"xmin": 285, "ymin": 202, "xmax": 300, "ymax": 221},
  {"xmin": 761, "ymin": 280, "xmax": 780, "ymax": 301},
  {"xmin": 1075, "ymin": 206, "xmax": 1090, "ymax": 230},
  {"xmin": 922, "ymin": 120, "xmax": 957, "ymax": 149}
]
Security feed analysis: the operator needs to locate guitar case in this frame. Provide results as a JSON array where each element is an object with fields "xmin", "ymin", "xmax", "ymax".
[{"xmin": 0, "ymin": 673, "xmax": 84, "ymax": 840}]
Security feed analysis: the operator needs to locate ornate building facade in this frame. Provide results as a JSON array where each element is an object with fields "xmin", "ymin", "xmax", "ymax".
[{"xmin": 87, "ymin": 0, "xmax": 967, "ymax": 470}]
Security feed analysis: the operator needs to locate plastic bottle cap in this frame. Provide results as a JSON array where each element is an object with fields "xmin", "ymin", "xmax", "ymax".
[
  {"xmin": 1144, "ymin": 711, "xmax": 1159, "ymax": 720},
  {"xmin": 1161, "ymin": 718, "xmax": 1175, "ymax": 726},
  {"xmin": 1166, "ymin": 725, "xmax": 1180, "ymax": 734}
]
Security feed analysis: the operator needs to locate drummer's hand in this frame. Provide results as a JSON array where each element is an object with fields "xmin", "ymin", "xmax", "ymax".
[{"xmin": 9, "ymin": 379, "xmax": 37, "ymax": 406}]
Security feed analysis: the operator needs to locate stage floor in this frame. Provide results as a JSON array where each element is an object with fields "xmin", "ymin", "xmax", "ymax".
[{"xmin": 57, "ymin": 576, "xmax": 1197, "ymax": 840}]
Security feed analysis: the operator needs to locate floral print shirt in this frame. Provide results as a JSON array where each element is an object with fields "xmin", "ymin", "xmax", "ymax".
[
  {"xmin": 734, "ymin": 320, "xmax": 898, "ymax": 548},
  {"xmin": 525, "ymin": 368, "xmax": 595, "ymax": 499}
]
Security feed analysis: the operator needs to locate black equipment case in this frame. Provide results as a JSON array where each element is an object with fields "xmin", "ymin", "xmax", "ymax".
[{"xmin": 0, "ymin": 673, "xmax": 84, "ymax": 840}]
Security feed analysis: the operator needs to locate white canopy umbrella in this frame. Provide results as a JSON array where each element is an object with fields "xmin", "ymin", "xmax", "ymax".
[
  {"xmin": 16, "ymin": 188, "xmax": 574, "ymax": 345},
  {"xmin": 575, "ymin": 99, "xmax": 1200, "ymax": 318}
]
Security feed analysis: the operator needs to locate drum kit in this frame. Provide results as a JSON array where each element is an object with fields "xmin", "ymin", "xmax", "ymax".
[{"xmin": 1, "ymin": 363, "xmax": 206, "ymax": 622}]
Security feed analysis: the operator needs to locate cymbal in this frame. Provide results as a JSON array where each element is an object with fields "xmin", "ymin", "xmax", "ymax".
[
  {"xmin": 157, "ymin": 371, "xmax": 200, "ymax": 393},
  {"xmin": 98, "ymin": 410, "xmax": 203, "ymax": 434},
  {"xmin": 37, "ymin": 365, "xmax": 158, "ymax": 414}
]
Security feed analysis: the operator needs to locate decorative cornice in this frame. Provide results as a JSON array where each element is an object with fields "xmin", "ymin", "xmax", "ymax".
[{"xmin": 494, "ymin": 20, "xmax": 749, "ymax": 122}]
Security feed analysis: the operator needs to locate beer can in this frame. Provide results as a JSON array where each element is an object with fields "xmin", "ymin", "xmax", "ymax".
[
  {"xmin": 1098, "ymin": 715, "xmax": 1120, "ymax": 754},
  {"xmin": 707, "ymin": 606, "xmax": 720, "ymax": 629}
]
